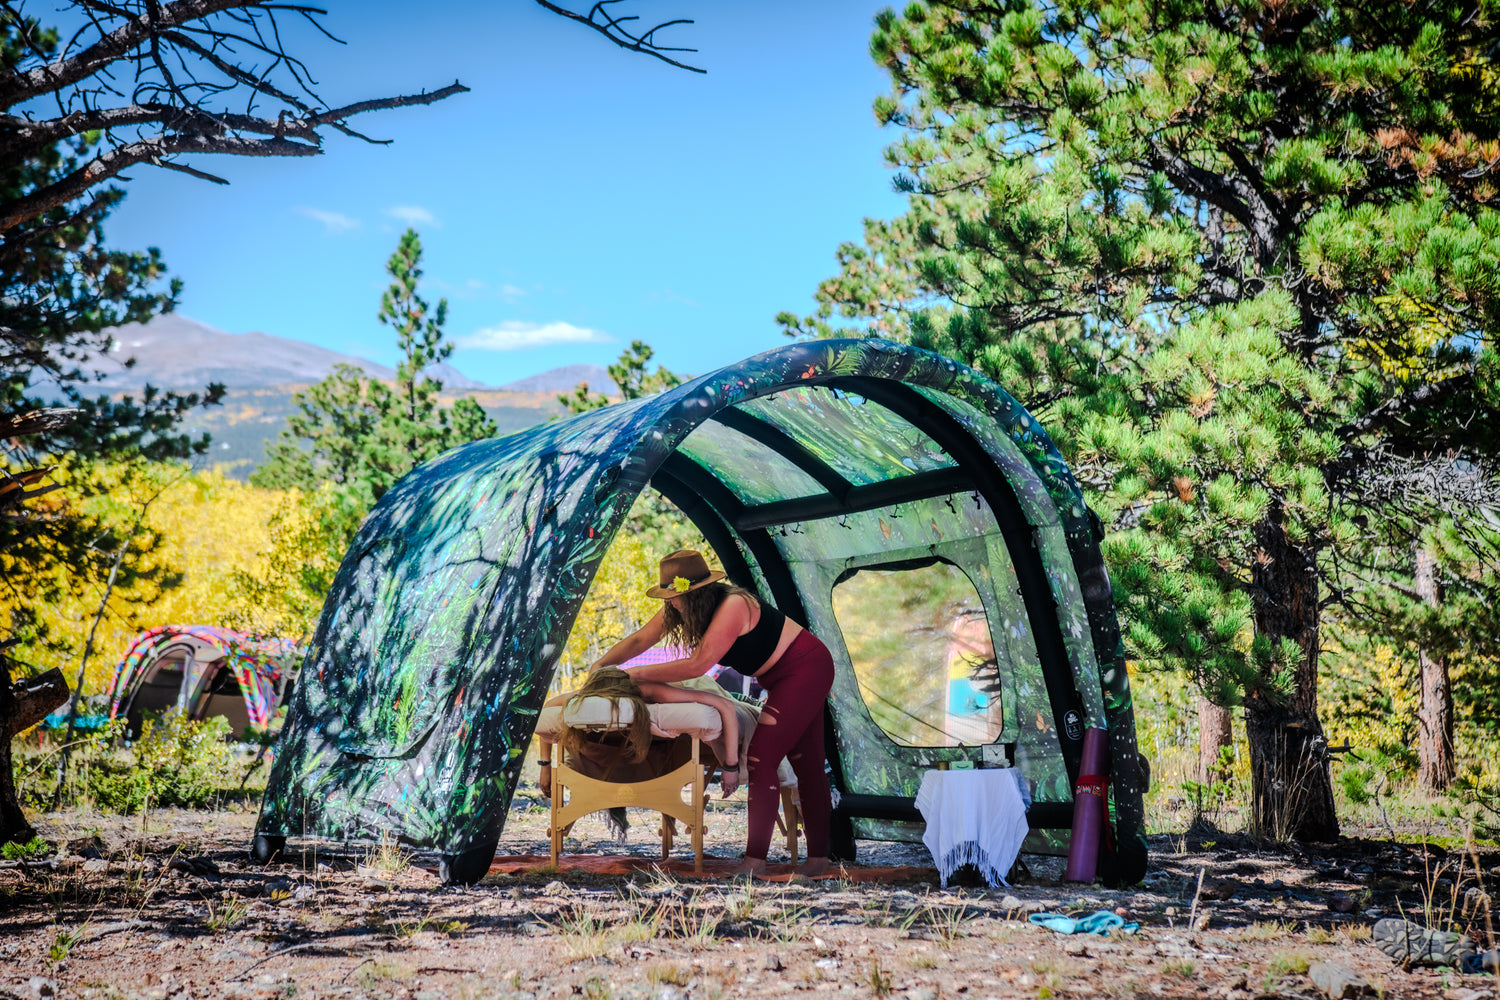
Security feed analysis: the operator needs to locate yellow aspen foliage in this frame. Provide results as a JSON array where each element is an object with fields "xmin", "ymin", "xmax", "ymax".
[
  {"xmin": 224, "ymin": 480, "xmax": 361, "ymax": 640},
  {"xmin": 1321, "ymin": 640, "xmax": 1418, "ymax": 764},
  {"xmin": 1, "ymin": 461, "xmax": 309, "ymax": 695},
  {"xmin": 555, "ymin": 531, "xmax": 660, "ymax": 691}
]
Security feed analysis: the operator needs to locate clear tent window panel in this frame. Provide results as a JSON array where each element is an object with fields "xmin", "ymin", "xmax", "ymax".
[
  {"xmin": 830, "ymin": 562, "xmax": 1003, "ymax": 748},
  {"xmin": 736, "ymin": 386, "xmax": 956, "ymax": 486},
  {"xmin": 674, "ymin": 418, "xmax": 826, "ymax": 505}
]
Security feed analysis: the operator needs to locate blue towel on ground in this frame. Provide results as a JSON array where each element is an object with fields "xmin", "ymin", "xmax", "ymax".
[{"xmin": 1028, "ymin": 910, "xmax": 1139, "ymax": 936}]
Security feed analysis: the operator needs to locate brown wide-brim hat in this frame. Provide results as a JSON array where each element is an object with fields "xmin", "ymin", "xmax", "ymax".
[{"xmin": 646, "ymin": 549, "xmax": 727, "ymax": 599}]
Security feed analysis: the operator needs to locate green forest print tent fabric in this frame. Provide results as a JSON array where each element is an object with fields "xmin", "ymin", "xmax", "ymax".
[{"xmin": 256, "ymin": 339, "xmax": 1148, "ymax": 884}]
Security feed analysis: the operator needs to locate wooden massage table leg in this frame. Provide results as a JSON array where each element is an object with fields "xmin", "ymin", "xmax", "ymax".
[
  {"xmin": 691, "ymin": 739, "xmax": 704, "ymax": 874},
  {"xmin": 776, "ymin": 787, "xmax": 801, "ymax": 864},
  {"xmin": 549, "ymin": 737, "xmax": 708, "ymax": 874},
  {"xmin": 549, "ymin": 744, "xmax": 562, "ymax": 868}
]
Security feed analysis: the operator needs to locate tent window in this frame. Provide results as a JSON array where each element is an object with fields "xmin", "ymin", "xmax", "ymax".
[
  {"xmin": 737, "ymin": 386, "xmax": 955, "ymax": 487},
  {"xmin": 831, "ymin": 562, "xmax": 1003, "ymax": 748},
  {"xmin": 676, "ymin": 419, "xmax": 826, "ymax": 505}
]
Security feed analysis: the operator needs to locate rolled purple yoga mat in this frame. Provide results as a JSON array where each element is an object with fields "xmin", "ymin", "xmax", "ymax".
[{"xmin": 1064, "ymin": 726, "xmax": 1110, "ymax": 882}]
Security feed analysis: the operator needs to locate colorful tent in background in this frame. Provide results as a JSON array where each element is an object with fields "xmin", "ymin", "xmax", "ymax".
[{"xmin": 108, "ymin": 625, "xmax": 302, "ymax": 737}]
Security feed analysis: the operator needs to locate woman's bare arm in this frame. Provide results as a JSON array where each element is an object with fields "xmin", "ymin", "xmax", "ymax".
[
  {"xmin": 623, "ymin": 595, "xmax": 754, "ymax": 684},
  {"xmin": 636, "ymin": 680, "xmax": 744, "ymax": 797},
  {"xmin": 587, "ymin": 608, "xmax": 668, "ymax": 673}
]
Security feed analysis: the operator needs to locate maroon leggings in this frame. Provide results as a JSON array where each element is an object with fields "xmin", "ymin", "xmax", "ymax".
[{"xmin": 745, "ymin": 629, "xmax": 835, "ymax": 861}]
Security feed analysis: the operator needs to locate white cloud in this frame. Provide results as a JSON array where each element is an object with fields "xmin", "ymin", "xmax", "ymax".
[
  {"xmin": 499, "ymin": 283, "xmax": 526, "ymax": 301},
  {"xmin": 297, "ymin": 206, "xmax": 360, "ymax": 233},
  {"xmin": 385, "ymin": 205, "xmax": 439, "ymax": 228},
  {"xmin": 457, "ymin": 321, "xmax": 611, "ymax": 351}
]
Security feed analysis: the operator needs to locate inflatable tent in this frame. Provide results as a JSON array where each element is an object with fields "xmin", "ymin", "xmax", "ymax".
[
  {"xmin": 108, "ymin": 625, "xmax": 300, "ymax": 737},
  {"xmin": 255, "ymin": 340, "xmax": 1149, "ymax": 884}
]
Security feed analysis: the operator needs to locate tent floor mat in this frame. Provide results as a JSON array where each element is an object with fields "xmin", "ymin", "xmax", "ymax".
[{"xmin": 485, "ymin": 853, "xmax": 938, "ymax": 882}]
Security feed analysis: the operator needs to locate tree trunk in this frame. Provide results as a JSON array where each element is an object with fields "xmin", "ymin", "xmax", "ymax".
[
  {"xmin": 1413, "ymin": 545, "xmax": 1454, "ymax": 791},
  {"xmin": 2, "ymin": 663, "xmax": 69, "ymax": 845},
  {"xmin": 1197, "ymin": 696, "xmax": 1233, "ymax": 785},
  {"xmin": 5, "ymin": 669, "xmax": 69, "ymax": 738},
  {"xmin": 1245, "ymin": 501, "xmax": 1340, "ymax": 842}
]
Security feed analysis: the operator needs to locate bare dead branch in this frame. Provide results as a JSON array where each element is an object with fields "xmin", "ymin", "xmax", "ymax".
[
  {"xmin": 534, "ymin": 0, "xmax": 704, "ymax": 73},
  {"xmin": 0, "ymin": 0, "xmax": 252, "ymax": 111},
  {"xmin": 0, "ymin": 132, "xmax": 318, "ymax": 231},
  {"xmin": 155, "ymin": 157, "xmax": 226, "ymax": 183},
  {"xmin": 0, "ymin": 2, "xmax": 474, "ymax": 233},
  {"xmin": 0, "ymin": 409, "xmax": 81, "ymax": 437},
  {"xmin": 1327, "ymin": 446, "xmax": 1500, "ymax": 521},
  {"xmin": 306, "ymin": 80, "xmax": 469, "ymax": 138},
  {"xmin": 0, "ymin": 79, "xmax": 466, "ymax": 232}
]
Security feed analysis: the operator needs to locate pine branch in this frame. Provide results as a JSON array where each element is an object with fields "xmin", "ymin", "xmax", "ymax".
[{"xmin": 1335, "ymin": 372, "xmax": 1475, "ymax": 442}]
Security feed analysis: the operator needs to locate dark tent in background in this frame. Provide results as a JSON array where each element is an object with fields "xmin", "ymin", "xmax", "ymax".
[
  {"xmin": 108, "ymin": 625, "xmax": 301, "ymax": 737},
  {"xmin": 254, "ymin": 340, "xmax": 1149, "ymax": 884}
]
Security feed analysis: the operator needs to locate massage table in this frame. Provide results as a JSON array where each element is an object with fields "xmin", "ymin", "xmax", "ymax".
[{"xmin": 535, "ymin": 696, "xmax": 800, "ymax": 873}]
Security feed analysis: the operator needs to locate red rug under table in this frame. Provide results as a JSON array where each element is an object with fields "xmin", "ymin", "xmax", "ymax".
[{"xmin": 487, "ymin": 853, "xmax": 937, "ymax": 882}]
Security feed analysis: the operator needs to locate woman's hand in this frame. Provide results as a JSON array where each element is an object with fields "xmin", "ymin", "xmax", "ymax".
[{"xmin": 721, "ymin": 764, "xmax": 743, "ymax": 798}]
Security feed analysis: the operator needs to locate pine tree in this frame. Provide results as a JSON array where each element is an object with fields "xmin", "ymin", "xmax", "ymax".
[
  {"xmin": 0, "ymin": 15, "xmax": 222, "ymax": 846},
  {"xmin": 782, "ymin": 0, "xmax": 1500, "ymax": 840},
  {"xmin": 253, "ymin": 230, "xmax": 496, "ymax": 600},
  {"xmin": 558, "ymin": 339, "xmax": 683, "ymax": 413},
  {"xmin": 257, "ymin": 229, "xmax": 496, "ymax": 502},
  {"xmin": 375, "ymin": 229, "xmax": 457, "ymax": 473}
]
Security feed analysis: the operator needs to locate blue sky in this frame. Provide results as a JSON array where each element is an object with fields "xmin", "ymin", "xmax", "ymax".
[{"xmin": 103, "ymin": 1, "xmax": 905, "ymax": 387}]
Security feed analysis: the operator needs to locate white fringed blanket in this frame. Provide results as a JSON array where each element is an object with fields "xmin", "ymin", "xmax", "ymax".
[{"xmin": 914, "ymin": 768, "xmax": 1030, "ymax": 888}]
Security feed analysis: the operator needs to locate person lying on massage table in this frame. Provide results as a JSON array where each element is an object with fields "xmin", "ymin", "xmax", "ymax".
[{"xmin": 537, "ymin": 665, "xmax": 745, "ymax": 800}]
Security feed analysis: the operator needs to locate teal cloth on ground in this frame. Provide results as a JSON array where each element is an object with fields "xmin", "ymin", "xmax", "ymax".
[{"xmin": 1028, "ymin": 911, "xmax": 1139, "ymax": 936}]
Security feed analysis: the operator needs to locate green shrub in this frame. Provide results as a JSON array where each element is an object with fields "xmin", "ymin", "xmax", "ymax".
[
  {"xmin": 1439, "ymin": 762, "xmax": 1500, "ymax": 843},
  {"xmin": 2, "ymin": 836, "xmax": 50, "ymax": 860},
  {"xmin": 36, "ymin": 712, "xmax": 233, "ymax": 813}
]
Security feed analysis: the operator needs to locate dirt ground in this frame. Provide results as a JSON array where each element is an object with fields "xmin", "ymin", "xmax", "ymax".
[{"xmin": 2, "ymin": 795, "xmax": 1498, "ymax": 1000}]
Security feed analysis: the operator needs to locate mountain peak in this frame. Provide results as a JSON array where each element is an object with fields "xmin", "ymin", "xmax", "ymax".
[
  {"xmin": 499, "ymin": 364, "xmax": 619, "ymax": 395},
  {"xmin": 94, "ymin": 314, "xmax": 497, "ymax": 391}
]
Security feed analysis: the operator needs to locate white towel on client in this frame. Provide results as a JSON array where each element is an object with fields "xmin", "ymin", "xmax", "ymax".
[
  {"xmin": 914, "ymin": 768, "xmax": 1030, "ymax": 888},
  {"xmin": 548, "ymin": 698, "xmax": 722, "ymax": 742},
  {"xmin": 537, "ymin": 695, "xmax": 799, "ymax": 788}
]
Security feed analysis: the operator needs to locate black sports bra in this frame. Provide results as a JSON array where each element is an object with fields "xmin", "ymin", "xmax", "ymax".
[{"xmin": 718, "ymin": 600, "xmax": 786, "ymax": 671}]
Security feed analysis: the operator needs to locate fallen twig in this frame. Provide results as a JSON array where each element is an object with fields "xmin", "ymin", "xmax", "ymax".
[
  {"xmin": 341, "ymin": 957, "xmax": 375, "ymax": 984},
  {"xmin": 1187, "ymin": 867, "xmax": 1206, "ymax": 931},
  {"xmin": 228, "ymin": 942, "xmax": 325, "ymax": 983}
]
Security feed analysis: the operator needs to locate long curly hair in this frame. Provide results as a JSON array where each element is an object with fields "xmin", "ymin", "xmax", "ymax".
[
  {"xmin": 559, "ymin": 667, "xmax": 653, "ymax": 763},
  {"xmin": 661, "ymin": 582, "xmax": 760, "ymax": 651}
]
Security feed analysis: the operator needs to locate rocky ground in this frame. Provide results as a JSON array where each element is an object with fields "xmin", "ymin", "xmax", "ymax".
[{"xmin": 1, "ymin": 796, "xmax": 1497, "ymax": 1000}]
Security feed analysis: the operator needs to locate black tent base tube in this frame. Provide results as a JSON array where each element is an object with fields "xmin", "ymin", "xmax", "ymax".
[
  {"xmin": 440, "ymin": 840, "xmax": 499, "ymax": 886},
  {"xmin": 249, "ymin": 835, "xmax": 285, "ymax": 863},
  {"xmin": 828, "ymin": 795, "xmax": 1076, "ymax": 862}
]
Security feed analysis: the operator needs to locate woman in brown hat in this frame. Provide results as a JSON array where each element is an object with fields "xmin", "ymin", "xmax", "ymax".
[{"xmin": 588, "ymin": 548, "xmax": 835, "ymax": 876}]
